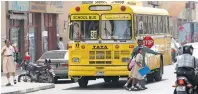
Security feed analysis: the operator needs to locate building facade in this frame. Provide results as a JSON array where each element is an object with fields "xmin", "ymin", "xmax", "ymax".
[
  {"xmin": 58, "ymin": 1, "xmax": 82, "ymax": 49},
  {"xmin": 1, "ymin": 1, "xmax": 66, "ymax": 63},
  {"xmin": 1, "ymin": 1, "xmax": 7, "ymax": 48}
]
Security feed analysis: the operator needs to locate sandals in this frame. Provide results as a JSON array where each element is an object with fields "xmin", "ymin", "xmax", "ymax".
[
  {"xmin": 128, "ymin": 86, "xmax": 145, "ymax": 91},
  {"xmin": 128, "ymin": 87, "xmax": 139, "ymax": 91},
  {"xmin": 137, "ymin": 86, "xmax": 145, "ymax": 90},
  {"xmin": 6, "ymin": 83, "xmax": 11, "ymax": 86},
  {"xmin": 123, "ymin": 86, "xmax": 129, "ymax": 90},
  {"xmin": 14, "ymin": 80, "xmax": 17, "ymax": 84}
]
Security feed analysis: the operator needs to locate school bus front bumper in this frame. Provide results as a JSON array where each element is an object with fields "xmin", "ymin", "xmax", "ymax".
[{"xmin": 68, "ymin": 65, "xmax": 129, "ymax": 77}]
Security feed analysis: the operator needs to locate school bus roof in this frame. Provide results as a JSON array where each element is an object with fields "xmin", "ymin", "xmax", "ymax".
[
  {"xmin": 129, "ymin": 6, "xmax": 169, "ymax": 15},
  {"xmin": 69, "ymin": 4, "xmax": 169, "ymax": 16}
]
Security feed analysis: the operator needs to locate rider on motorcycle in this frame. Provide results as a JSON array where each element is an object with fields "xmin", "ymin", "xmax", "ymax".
[{"xmin": 175, "ymin": 44, "xmax": 198, "ymax": 87}]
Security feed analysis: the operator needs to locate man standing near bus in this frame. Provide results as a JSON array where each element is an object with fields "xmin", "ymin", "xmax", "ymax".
[
  {"xmin": 1, "ymin": 39, "xmax": 17, "ymax": 86},
  {"xmin": 131, "ymin": 38, "xmax": 162, "ymax": 89}
]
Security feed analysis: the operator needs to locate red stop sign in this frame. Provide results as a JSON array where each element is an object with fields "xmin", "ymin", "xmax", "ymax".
[{"xmin": 143, "ymin": 36, "xmax": 154, "ymax": 48}]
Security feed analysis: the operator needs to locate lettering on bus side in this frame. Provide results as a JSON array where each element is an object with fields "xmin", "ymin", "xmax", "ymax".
[
  {"xmin": 72, "ymin": 15, "xmax": 97, "ymax": 20},
  {"xmin": 92, "ymin": 46, "xmax": 108, "ymax": 49}
]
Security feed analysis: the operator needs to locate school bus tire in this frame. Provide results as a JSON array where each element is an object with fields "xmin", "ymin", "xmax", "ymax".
[
  {"xmin": 111, "ymin": 77, "xmax": 119, "ymax": 83},
  {"xmin": 154, "ymin": 57, "xmax": 164, "ymax": 81},
  {"xmin": 78, "ymin": 77, "xmax": 88, "ymax": 88},
  {"xmin": 146, "ymin": 74, "xmax": 154, "ymax": 83},
  {"xmin": 104, "ymin": 78, "xmax": 111, "ymax": 83}
]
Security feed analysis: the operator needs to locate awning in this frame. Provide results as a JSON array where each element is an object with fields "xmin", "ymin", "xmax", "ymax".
[{"xmin": 9, "ymin": 14, "xmax": 27, "ymax": 20}]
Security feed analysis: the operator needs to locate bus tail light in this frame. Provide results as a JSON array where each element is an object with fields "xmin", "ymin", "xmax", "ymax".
[
  {"xmin": 115, "ymin": 45, "xmax": 119, "ymax": 49},
  {"xmin": 75, "ymin": 6, "xmax": 80, "ymax": 12},
  {"xmin": 171, "ymin": 48, "xmax": 176, "ymax": 52},
  {"xmin": 129, "ymin": 45, "xmax": 134, "ymax": 48},
  {"xmin": 121, "ymin": 6, "xmax": 126, "ymax": 11},
  {"xmin": 68, "ymin": 44, "xmax": 72, "ymax": 49},
  {"xmin": 81, "ymin": 45, "xmax": 85, "ymax": 49}
]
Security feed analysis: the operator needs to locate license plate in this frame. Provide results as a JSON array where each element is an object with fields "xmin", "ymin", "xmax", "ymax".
[
  {"xmin": 176, "ymin": 86, "xmax": 186, "ymax": 91},
  {"xmin": 96, "ymin": 72, "xmax": 104, "ymax": 76}
]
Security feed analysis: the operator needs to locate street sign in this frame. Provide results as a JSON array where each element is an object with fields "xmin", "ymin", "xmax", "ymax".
[{"xmin": 143, "ymin": 36, "xmax": 154, "ymax": 48}]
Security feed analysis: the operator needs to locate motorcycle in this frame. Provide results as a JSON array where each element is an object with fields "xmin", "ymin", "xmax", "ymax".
[
  {"xmin": 173, "ymin": 69, "xmax": 198, "ymax": 94},
  {"xmin": 18, "ymin": 59, "xmax": 55, "ymax": 83}
]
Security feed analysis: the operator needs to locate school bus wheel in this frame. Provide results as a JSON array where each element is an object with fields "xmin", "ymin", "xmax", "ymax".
[
  {"xmin": 104, "ymin": 77, "xmax": 111, "ymax": 83},
  {"xmin": 146, "ymin": 74, "xmax": 154, "ymax": 83},
  {"xmin": 154, "ymin": 57, "xmax": 163, "ymax": 81},
  {"xmin": 78, "ymin": 77, "xmax": 88, "ymax": 88},
  {"xmin": 111, "ymin": 77, "xmax": 119, "ymax": 83}
]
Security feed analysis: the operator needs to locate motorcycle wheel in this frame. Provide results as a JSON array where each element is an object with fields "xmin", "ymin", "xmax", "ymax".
[
  {"xmin": 18, "ymin": 74, "xmax": 33, "ymax": 82},
  {"xmin": 37, "ymin": 72, "xmax": 54, "ymax": 83}
]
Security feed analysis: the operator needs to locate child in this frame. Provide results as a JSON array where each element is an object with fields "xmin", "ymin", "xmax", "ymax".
[{"xmin": 128, "ymin": 47, "xmax": 144, "ymax": 91}]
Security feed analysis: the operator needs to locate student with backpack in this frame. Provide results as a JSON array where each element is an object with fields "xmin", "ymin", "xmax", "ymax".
[
  {"xmin": 124, "ymin": 38, "xmax": 162, "ymax": 90},
  {"xmin": 124, "ymin": 47, "xmax": 144, "ymax": 91}
]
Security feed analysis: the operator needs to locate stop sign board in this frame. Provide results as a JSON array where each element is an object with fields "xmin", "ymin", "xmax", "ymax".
[{"xmin": 143, "ymin": 36, "xmax": 154, "ymax": 48}]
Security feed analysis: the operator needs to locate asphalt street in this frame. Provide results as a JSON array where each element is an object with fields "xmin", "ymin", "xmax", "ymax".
[{"xmin": 29, "ymin": 64, "xmax": 176, "ymax": 94}]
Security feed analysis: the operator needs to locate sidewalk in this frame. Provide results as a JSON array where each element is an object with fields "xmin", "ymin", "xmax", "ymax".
[{"xmin": 1, "ymin": 71, "xmax": 55, "ymax": 94}]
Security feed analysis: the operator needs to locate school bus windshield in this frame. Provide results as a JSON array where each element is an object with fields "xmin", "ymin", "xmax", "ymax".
[
  {"xmin": 101, "ymin": 20, "xmax": 132, "ymax": 40},
  {"xmin": 101, "ymin": 14, "xmax": 132, "ymax": 40},
  {"xmin": 69, "ymin": 21, "xmax": 99, "ymax": 40},
  {"xmin": 69, "ymin": 15, "xmax": 99, "ymax": 40}
]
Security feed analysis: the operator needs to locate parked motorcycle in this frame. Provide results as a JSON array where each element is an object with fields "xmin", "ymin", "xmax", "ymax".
[
  {"xmin": 173, "ymin": 70, "xmax": 198, "ymax": 94},
  {"xmin": 18, "ymin": 59, "xmax": 55, "ymax": 83}
]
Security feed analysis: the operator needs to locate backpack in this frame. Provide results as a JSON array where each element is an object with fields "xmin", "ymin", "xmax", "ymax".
[{"xmin": 127, "ymin": 56, "xmax": 136, "ymax": 71}]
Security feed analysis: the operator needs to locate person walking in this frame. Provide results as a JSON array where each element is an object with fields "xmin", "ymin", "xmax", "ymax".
[
  {"xmin": 130, "ymin": 38, "xmax": 162, "ymax": 89},
  {"xmin": 58, "ymin": 37, "xmax": 65, "ymax": 50},
  {"xmin": 1, "ymin": 39, "xmax": 17, "ymax": 86},
  {"xmin": 124, "ymin": 47, "xmax": 145, "ymax": 91}
]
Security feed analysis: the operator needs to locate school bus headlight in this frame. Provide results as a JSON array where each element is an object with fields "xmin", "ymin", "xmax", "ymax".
[{"xmin": 72, "ymin": 57, "xmax": 79, "ymax": 63}]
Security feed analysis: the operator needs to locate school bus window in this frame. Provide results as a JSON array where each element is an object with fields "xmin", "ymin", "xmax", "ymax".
[
  {"xmin": 137, "ymin": 15, "xmax": 144, "ymax": 34},
  {"xmin": 143, "ymin": 15, "xmax": 148, "ymax": 34},
  {"xmin": 148, "ymin": 15, "xmax": 153, "ymax": 34},
  {"xmin": 165, "ymin": 16, "xmax": 169, "ymax": 34},
  {"xmin": 162, "ymin": 16, "xmax": 166, "ymax": 34},
  {"xmin": 69, "ymin": 20, "xmax": 99, "ymax": 40},
  {"xmin": 153, "ymin": 16, "xmax": 157, "ymax": 34},
  {"xmin": 135, "ymin": 15, "xmax": 139, "ymax": 35},
  {"xmin": 168, "ymin": 17, "xmax": 173, "ymax": 35},
  {"xmin": 101, "ymin": 20, "xmax": 132, "ymax": 40},
  {"xmin": 157, "ymin": 16, "xmax": 163, "ymax": 34}
]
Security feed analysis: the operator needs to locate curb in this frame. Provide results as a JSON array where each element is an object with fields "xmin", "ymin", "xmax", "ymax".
[{"xmin": 1, "ymin": 84, "xmax": 55, "ymax": 94}]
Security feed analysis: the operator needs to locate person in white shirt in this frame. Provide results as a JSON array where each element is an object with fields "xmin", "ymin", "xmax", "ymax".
[
  {"xmin": 1, "ymin": 39, "xmax": 17, "ymax": 86},
  {"xmin": 58, "ymin": 37, "xmax": 65, "ymax": 50}
]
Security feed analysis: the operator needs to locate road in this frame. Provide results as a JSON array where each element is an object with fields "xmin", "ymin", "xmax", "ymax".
[{"xmin": 29, "ymin": 64, "xmax": 176, "ymax": 94}]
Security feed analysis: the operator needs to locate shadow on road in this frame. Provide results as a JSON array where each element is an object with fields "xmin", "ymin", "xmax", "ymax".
[
  {"xmin": 146, "ymin": 79, "xmax": 168, "ymax": 85},
  {"xmin": 63, "ymin": 79, "xmax": 168, "ymax": 90},
  {"xmin": 55, "ymin": 80, "xmax": 75, "ymax": 84}
]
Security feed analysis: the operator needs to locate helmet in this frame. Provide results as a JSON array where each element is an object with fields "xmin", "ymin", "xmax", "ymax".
[
  {"xmin": 182, "ymin": 44, "xmax": 194, "ymax": 55},
  {"xmin": 137, "ymin": 38, "xmax": 143, "ymax": 42}
]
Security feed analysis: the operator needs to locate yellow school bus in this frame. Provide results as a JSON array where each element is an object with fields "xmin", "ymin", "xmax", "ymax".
[{"xmin": 68, "ymin": 4, "xmax": 172, "ymax": 87}]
